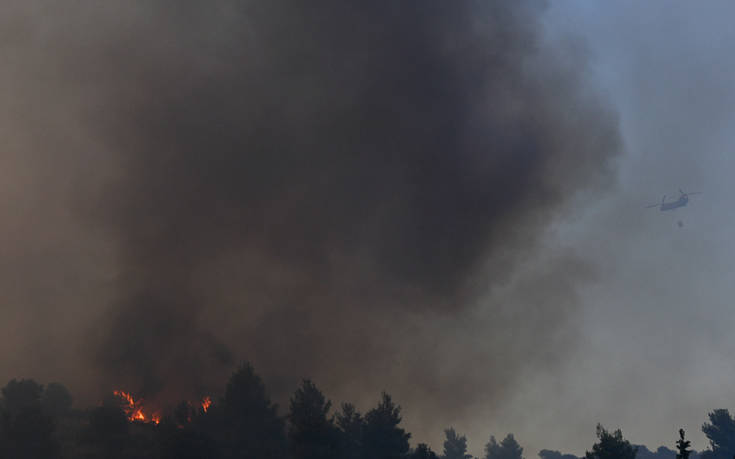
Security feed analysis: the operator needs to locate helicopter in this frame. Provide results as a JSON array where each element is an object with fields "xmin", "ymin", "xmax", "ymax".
[{"xmin": 645, "ymin": 189, "xmax": 702, "ymax": 211}]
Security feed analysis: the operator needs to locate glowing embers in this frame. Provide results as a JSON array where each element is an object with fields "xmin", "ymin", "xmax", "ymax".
[
  {"xmin": 111, "ymin": 391, "xmax": 213, "ymax": 425},
  {"xmin": 201, "ymin": 395, "xmax": 212, "ymax": 413},
  {"xmin": 113, "ymin": 390, "xmax": 160, "ymax": 424}
]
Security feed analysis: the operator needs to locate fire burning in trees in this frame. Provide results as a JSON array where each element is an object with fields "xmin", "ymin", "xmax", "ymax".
[
  {"xmin": 112, "ymin": 390, "xmax": 213, "ymax": 425},
  {"xmin": 113, "ymin": 390, "xmax": 160, "ymax": 424}
]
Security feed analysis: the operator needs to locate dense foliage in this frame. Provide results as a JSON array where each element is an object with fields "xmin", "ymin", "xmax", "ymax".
[
  {"xmin": 584, "ymin": 424, "xmax": 637, "ymax": 459},
  {"xmin": 0, "ymin": 365, "xmax": 722, "ymax": 459}
]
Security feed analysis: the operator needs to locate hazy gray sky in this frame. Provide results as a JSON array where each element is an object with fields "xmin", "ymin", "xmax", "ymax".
[{"xmin": 482, "ymin": 1, "xmax": 735, "ymax": 455}]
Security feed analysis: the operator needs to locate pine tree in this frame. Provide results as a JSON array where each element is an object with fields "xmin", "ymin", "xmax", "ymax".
[
  {"xmin": 362, "ymin": 392, "xmax": 410, "ymax": 459},
  {"xmin": 702, "ymin": 409, "xmax": 735, "ymax": 457},
  {"xmin": 485, "ymin": 433, "xmax": 523, "ymax": 459},
  {"xmin": 676, "ymin": 428, "xmax": 691, "ymax": 459},
  {"xmin": 288, "ymin": 380, "xmax": 340, "ymax": 459},
  {"xmin": 412, "ymin": 443, "xmax": 440, "ymax": 459},
  {"xmin": 0, "ymin": 379, "xmax": 59, "ymax": 459},
  {"xmin": 443, "ymin": 428, "xmax": 472, "ymax": 459},
  {"xmin": 336, "ymin": 403, "xmax": 364, "ymax": 459},
  {"xmin": 214, "ymin": 363, "xmax": 288, "ymax": 459},
  {"xmin": 584, "ymin": 424, "xmax": 636, "ymax": 459}
]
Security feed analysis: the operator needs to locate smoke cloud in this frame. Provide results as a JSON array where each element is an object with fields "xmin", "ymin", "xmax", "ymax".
[{"xmin": 0, "ymin": 0, "xmax": 619, "ymax": 446}]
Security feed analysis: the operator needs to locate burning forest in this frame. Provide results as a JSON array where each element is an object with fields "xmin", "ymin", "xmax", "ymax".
[
  {"xmin": 0, "ymin": 366, "xmax": 723, "ymax": 459},
  {"xmin": 110, "ymin": 390, "xmax": 211, "ymax": 426},
  {"xmin": 4, "ymin": 0, "xmax": 729, "ymax": 458},
  {"xmin": 113, "ymin": 390, "xmax": 159, "ymax": 425},
  {"xmin": 0, "ymin": 0, "xmax": 624, "ymax": 447}
]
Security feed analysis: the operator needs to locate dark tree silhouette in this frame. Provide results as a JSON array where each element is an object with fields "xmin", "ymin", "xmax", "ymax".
[
  {"xmin": 41, "ymin": 382, "xmax": 73, "ymax": 418},
  {"xmin": 411, "ymin": 443, "xmax": 440, "ymax": 459},
  {"xmin": 361, "ymin": 392, "xmax": 411, "ymax": 459},
  {"xmin": 539, "ymin": 450, "xmax": 579, "ymax": 459},
  {"xmin": 86, "ymin": 399, "xmax": 131, "ymax": 459},
  {"xmin": 443, "ymin": 427, "xmax": 472, "ymax": 459},
  {"xmin": 288, "ymin": 379, "xmax": 340, "ymax": 459},
  {"xmin": 173, "ymin": 400, "xmax": 195, "ymax": 427},
  {"xmin": 4, "ymin": 372, "xmax": 713, "ymax": 459},
  {"xmin": 212, "ymin": 362, "xmax": 288, "ymax": 459},
  {"xmin": 677, "ymin": 429, "xmax": 692, "ymax": 459},
  {"xmin": 151, "ymin": 403, "xmax": 219, "ymax": 459},
  {"xmin": 702, "ymin": 409, "xmax": 735, "ymax": 458},
  {"xmin": 485, "ymin": 433, "xmax": 524, "ymax": 459},
  {"xmin": 584, "ymin": 424, "xmax": 636, "ymax": 459},
  {"xmin": 159, "ymin": 419, "xmax": 220, "ymax": 459},
  {"xmin": 0, "ymin": 379, "xmax": 59, "ymax": 459},
  {"xmin": 2, "ymin": 379, "xmax": 44, "ymax": 416},
  {"xmin": 4, "ymin": 371, "xmax": 715, "ymax": 459},
  {"xmin": 336, "ymin": 402, "xmax": 364, "ymax": 459}
]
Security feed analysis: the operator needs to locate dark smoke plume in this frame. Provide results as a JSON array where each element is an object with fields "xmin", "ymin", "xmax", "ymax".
[{"xmin": 0, "ymin": 0, "xmax": 619, "ymax": 440}]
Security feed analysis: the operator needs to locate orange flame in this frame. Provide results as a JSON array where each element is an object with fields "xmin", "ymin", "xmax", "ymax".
[
  {"xmin": 201, "ymin": 396, "xmax": 212, "ymax": 413},
  {"xmin": 111, "ymin": 390, "xmax": 208, "ymax": 425},
  {"xmin": 114, "ymin": 390, "xmax": 135, "ymax": 407},
  {"xmin": 113, "ymin": 390, "xmax": 159, "ymax": 424}
]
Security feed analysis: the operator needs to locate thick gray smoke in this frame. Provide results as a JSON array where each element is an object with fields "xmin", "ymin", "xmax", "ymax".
[{"xmin": 0, "ymin": 0, "xmax": 619, "ymax": 444}]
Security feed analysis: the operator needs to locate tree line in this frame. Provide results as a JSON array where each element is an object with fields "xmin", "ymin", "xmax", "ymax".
[{"xmin": 0, "ymin": 362, "xmax": 734, "ymax": 458}]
